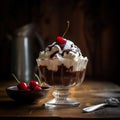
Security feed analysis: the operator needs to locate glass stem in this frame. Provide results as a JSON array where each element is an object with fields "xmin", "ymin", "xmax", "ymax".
[{"xmin": 53, "ymin": 88, "xmax": 70, "ymax": 102}]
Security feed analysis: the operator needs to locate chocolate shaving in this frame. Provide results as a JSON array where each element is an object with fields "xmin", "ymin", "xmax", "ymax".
[{"xmin": 50, "ymin": 51, "xmax": 59, "ymax": 58}]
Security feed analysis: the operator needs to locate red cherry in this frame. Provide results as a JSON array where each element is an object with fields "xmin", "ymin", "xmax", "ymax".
[
  {"xmin": 56, "ymin": 36, "xmax": 66, "ymax": 45},
  {"xmin": 27, "ymin": 85, "xmax": 30, "ymax": 90},
  {"xmin": 29, "ymin": 80, "xmax": 39, "ymax": 90},
  {"xmin": 17, "ymin": 82, "xmax": 30, "ymax": 91},
  {"xmin": 34, "ymin": 86, "xmax": 42, "ymax": 91}
]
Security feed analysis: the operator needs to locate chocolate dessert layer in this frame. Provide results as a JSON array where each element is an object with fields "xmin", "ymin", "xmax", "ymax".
[{"xmin": 39, "ymin": 64, "xmax": 85, "ymax": 88}]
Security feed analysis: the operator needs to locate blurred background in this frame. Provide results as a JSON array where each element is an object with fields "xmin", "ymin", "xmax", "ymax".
[{"xmin": 0, "ymin": 0, "xmax": 119, "ymax": 84}]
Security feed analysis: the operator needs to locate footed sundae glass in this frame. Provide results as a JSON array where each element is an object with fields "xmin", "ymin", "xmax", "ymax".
[
  {"xmin": 37, "ymin": 59, "xmax": 88, "ymax": 108},
  {"xmin": 36, "ymin": 26, "xmax": 88, "ymax": 107}
]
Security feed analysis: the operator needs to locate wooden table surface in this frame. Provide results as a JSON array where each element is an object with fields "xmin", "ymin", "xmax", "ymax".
[{"xmin": 0, "ymin": 79, "xmax": 120, "ymax": 119}]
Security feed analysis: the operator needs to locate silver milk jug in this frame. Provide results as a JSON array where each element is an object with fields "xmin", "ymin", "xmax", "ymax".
[{"xmin": 11, "ymin": 23, "xmax": 44, "ymax": 83}]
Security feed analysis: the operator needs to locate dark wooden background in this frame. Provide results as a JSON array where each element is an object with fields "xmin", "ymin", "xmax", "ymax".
[{"xmin": 0, "ymin": 0, "xmax": 119, "ymax": 84}]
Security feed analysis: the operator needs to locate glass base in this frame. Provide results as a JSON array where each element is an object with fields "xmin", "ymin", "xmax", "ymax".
[
  {"xmin": 44, "ymin": 88, "xmax": 80, "ymax": 108},
  {"xmin": 45, "ymin": 98, "xmax": 80, "ymax": 108}
]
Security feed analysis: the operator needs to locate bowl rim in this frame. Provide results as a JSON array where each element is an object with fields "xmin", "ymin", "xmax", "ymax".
[{"xmin": 6, "ymin": 85, "xmax": 50, "ymax": 92}]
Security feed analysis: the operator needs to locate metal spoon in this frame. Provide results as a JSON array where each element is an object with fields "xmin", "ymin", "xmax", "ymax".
[{"xmin": 83, "ymin": 97, "xmax": 120, "ymax": 112}]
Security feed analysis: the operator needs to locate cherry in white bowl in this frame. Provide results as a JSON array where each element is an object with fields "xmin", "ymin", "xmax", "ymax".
[{"xmin": 6, "ymin": 86, "xmax": 50, "ymax": 104}]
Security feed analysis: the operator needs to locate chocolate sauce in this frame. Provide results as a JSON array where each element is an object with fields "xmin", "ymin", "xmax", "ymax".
[
  {"xmin": 50, "ymin": 51, "xmax": 59, "ymax": 58},
  {"xmin": 39, "ymin": 64, "xmax": 85, "ymax": 87}
]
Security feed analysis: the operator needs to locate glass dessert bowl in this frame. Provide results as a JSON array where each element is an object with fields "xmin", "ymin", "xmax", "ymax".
[
  {"xmin": 36, "ymin": 35, "xmax": 88, "ymax": 107},
  {"xmin": 38, "ymin": 64, "xmax": 87, "ymax": 107}
]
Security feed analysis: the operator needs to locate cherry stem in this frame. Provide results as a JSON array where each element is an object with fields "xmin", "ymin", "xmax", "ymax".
[
  {"xmin": 12, "ymin": 73, "xmax": 20, "ymax": 83},
  {"xmin": 34, "ymin": 73, "xmax": 41, "ymax": 85},
  {"xmin": 62, "ymin": 20, "xmax": 70, "ymax": 37}
]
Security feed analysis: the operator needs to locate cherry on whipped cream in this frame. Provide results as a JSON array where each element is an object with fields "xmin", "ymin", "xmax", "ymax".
[{"xmin": 56, "ymin": 36, "xmax": 66, "ymax": 46}]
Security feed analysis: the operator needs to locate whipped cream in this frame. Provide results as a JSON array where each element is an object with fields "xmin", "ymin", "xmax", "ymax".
[{"xmin": 37, "ymin": 38, "xmax": 88, "ymax": 71}]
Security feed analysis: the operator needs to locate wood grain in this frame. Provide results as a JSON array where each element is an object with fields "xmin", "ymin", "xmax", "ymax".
[{"xmin": 0, "ymin": 79, "xmax": 120, "ymax": 119}]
